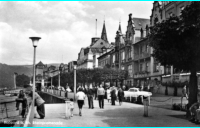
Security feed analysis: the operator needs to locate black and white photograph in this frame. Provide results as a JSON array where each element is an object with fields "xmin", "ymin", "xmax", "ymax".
[{"xmin": 0, "ymin": 1, "xmax": 200, "ymax": 127}]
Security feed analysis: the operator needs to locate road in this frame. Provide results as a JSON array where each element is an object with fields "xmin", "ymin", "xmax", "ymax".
[{"xmin": 32, "ymin": 97, "xmax": 197, "ymax": 127}]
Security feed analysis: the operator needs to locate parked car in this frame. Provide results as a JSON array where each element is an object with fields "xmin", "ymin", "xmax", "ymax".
[{"xmin": 124, "ymin": 88, "xmax": 152, "ymax": 98}]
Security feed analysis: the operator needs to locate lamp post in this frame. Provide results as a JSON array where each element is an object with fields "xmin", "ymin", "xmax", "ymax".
[
  {"xmin": 29, "ymin": 37, "xmax": 41, "ymax": 124},
  {"xmin": 59, "ymin": 63, "xmax": 64, "ymax": 89},
  {"xmin": 74, "ymin": 65, "xmax": 77, "ymax": 102}
]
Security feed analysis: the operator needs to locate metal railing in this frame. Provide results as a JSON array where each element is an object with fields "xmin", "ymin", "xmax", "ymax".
[{"xmin": 43, "ymin": 88, "xmax": 75, "ymax": 100}]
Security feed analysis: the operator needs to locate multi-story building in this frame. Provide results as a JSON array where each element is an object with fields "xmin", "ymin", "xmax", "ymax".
[
  {"xmin": 150, "ymin": 1, "xmax": 191, "ymax": 83},
  {"xmin": 77, "ymin": 21, "xmax": 112, "ymax": 69},
  {"xmin": 68, "ymin": 61, "xmax": 77, "ymax": 72},
  {"xmin": 97, "ymin": 49, "xmax": 112, "ymax": 68}
]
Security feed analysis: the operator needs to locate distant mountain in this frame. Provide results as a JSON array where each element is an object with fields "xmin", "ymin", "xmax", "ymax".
[
  {"xmin": 0, "ymin": 62, "xmax": 63, "ymax": 88},
  {"xmin": 0, "ymin": 63, "xmax": 32, "ymax": 88}
]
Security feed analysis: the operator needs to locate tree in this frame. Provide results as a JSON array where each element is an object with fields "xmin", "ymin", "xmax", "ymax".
[
  {"xmin": 16, "ymin": 74, "xmax": 30, "ymax": 87},
  {"xmin": 149, "ymin": 2, "xmax": 200, "ymax": 110}
]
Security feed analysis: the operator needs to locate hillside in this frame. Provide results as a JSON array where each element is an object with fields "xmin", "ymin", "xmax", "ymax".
[
  {"xmin": 0, "ymin": 62, "xmax": 62, "ymax": 88},
  {"xmin": 0, "ymin": 63, "xmax": 32, "ymax": 88}
]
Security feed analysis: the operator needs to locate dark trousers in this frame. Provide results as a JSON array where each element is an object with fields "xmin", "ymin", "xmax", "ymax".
[
  {"xmin": 37, "ymin": 103, "xmax": 45, "ymax": 118},
  {"xmin": 111, "ymin": 97, "xmax": 116, "ymax": 105},
  {"xmin": 16, "ymin": 98, "xmax": 27, "ymax": 117},
  {"xmin": 94, "ymin": 94, "xmax": 97, "ymax": 100},
  {"xmin": 98, "ymin": 95, "xmax": 104, "ymax": 108},
  {"xmin": 88, "ymin": 95, "xmax": 94, "ymax": 108}
]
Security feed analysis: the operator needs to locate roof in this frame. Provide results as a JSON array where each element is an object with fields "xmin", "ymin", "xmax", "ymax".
[
  {"xmin": 132, "ymin": 18, "xmax": 150, "ymax": 30},
  {"xmin": 36, "ymin": 61, "xmax": 45, "ymax": 66}
]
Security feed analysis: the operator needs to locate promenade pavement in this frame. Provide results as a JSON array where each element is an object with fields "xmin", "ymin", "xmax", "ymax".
[{"xmin": 33, "ymin": 96, "xmax": 198, "ymax": 127}]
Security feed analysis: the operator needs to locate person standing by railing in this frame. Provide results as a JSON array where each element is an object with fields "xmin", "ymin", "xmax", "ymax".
[
  {"xmin": 15, "ymin": 90, "xmax": 27, "ymax": 118},
  {"xmin": 28, "ymin": 91, "xmax": 45, "ymax": 119}
]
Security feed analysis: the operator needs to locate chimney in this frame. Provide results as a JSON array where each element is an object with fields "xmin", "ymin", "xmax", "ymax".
[{"xmin": 140, "ymin": 28, "xmax": 144, "ymax": 39}]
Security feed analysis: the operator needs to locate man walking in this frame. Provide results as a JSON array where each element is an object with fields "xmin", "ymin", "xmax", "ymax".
[
  {"xmin": 97, "ymin": 84, "xmax": 105, "ymax": 109},
  {"xmin": 87, "ymin": 84, "xmax": 94, "ymax": 109}
]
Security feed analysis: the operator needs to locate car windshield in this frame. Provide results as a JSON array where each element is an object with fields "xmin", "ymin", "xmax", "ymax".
[{"xmin": 129, "ymin": 89, "xmax": 137, "ymax": 92}]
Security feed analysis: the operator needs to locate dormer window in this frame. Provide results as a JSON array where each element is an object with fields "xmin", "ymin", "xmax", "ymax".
[
  {"xmin": 169, "ymin": 12, "xmax": 173, "ymax": 17},
  {"xmin": 180, "ymin": 6, "xmax": 185, "ymax": 15},
  {"xmin": 154, "ymin": 17, "xmax": 158, "ymax": 25}
]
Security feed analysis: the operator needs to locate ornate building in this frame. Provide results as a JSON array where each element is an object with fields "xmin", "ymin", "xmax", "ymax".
[
  {"xmin": 77, "ymin": 21, "xmax": 112, "ymax": 69},
  {"xmin": 150, "ymin": 1, "xmax": 191, "ymax": 84}
]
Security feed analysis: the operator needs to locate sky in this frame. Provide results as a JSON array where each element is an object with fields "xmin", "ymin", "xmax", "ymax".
[{"xmin": 0, "ymin": 1, "xmax": 153, "ymax": 65}]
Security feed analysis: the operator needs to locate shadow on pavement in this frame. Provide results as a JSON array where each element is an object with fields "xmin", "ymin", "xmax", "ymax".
[
  {"xmin": 94, "ymin": 107, "xmax": 149, "ymax": 127},
  {"xmin": 168, "ymin": 114, "xmax": 187, "ymax": 120}
]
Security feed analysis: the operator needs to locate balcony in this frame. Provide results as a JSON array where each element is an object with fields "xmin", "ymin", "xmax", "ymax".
[
  {"xmin": 115, "ymin": 46, "xmax": 119, "ymax": 51},
  {"xmin": 111, "ymin": 63, "xmax": 115, "ymax": 67},
  {"xmin": 121, "ymin": 59, "xmax": 125, "ymax": 64},
  {"xmin": 128, "ymin": 57, "xmax": 132, "ymax": 61},
  {"xmin": 134, "ymin": 52, "xmax": 151, "ymax": 61}
]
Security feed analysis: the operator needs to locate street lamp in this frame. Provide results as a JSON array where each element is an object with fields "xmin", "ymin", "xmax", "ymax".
[
  {"xmin": 59, "ymin": 63, "xmax": 64, "ymax": 89},
  {"xmin": 29, "ymin": 37, "xmax": 41, "ymax": 124},
  {"xmin": 74, "ymin": 65, "xmax": 77, "ymax": 102}
]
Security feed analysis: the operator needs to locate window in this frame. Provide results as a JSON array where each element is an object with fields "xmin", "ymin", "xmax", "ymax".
[
  {"xmin": 121, "ymin": 51, "xmax": 125, "ymax": 62},
  {"xmin": 128, "ymin": 48, "xmax": 131, "ymax": 59},
  {"xmin": 154, "ymin": 17, "xmax": 158, "ymax": 25},
  {"xmin": 146, "ymin": 62, "xmax": 149, "ymax": 72},
  {"xmin": 140, "ymin": 63, "xmax": 143, "ymax": 72},
  {"xmin": 180, "ymin": 6, "xmax": 185, "ymax": 15},
  {"xmin": 153, "ymin": 60, "xmax": 159, "ymax": 72},
  {"xmin": 169, "ymin": 12, "xmax": 173, "ymax": 17},
  {"xmin": 112, "ymin": 55, "xmax": 115, "ymax": 63},
  {"xmin": 146, "ymin": 45, "xmax": 149, "ymax": 53},
  {"xmin": 128, "ymin": 65, "xmax": 133, "ymax": 77}
]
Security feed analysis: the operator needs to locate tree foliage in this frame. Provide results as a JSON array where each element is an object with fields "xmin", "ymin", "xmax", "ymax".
[
  {"xmin": 50, "ymin": 68, "xmax": 128, "ymax": 88},
  {"xmin": 16, "ymin": 74, "xmax": 30, "ymax": 87},
  {"xmin": 149, "ymin": 1, "xmax": 200, "ymax": 107}
]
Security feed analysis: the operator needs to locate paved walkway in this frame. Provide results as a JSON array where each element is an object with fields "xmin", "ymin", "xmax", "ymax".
[{"xmin": 33, "ymin": 98, "xmax": 198, "ymax": 127}]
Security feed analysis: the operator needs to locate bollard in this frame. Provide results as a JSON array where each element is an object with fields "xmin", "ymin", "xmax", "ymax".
[
  {"xmin": 65, "ymin": 101, "xmax": 71, "ymax": 119},
  {"xmin": 143, "ymin": 99, "xmax": 149, "ymax": 117}
]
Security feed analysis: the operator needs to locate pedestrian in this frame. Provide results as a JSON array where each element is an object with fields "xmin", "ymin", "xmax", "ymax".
[
  {"xmin": 66, "ymin": 85, "xmax": 72, "ymax": 92},
  {"xmin": 87, "ymin": 84, "xmax": 94, "ymax": 109},
  {"xmin": 69, "ymin": 99, "xmax": 74, "ymax": 117},
  {"xmin": 76, "ymin": 88, "xmax": 86, "ymax": 116},
  {"xmin": 118, "ymin": 87, "xmax": 124, "ymax": 106},
  {"xmin": 181, "ymin": 85, "xmax": 188, "ymax": 108},
  {"xmin": 29, "ymin": 91, "xmax": 45, "ymax": 119},
  {"xmin": 15, "ymin": 90, "xmax": 27, "ymax": 118},
  {"xmin": 107, "ymin": 88, "xmax": 111, "ymax": 103},
  {"xmin": 93, "ymin": 86, "xmax": 98, "ymax": 100},
  {"xmin": 111, "ymin": 86, "xmax": 117, "ymax": 105},
  {"xmin": 97, "ymin": 84, "xmax": 105, "ymax": 109}
]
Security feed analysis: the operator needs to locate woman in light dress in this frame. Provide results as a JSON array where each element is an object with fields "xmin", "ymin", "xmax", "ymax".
[{"xmin": 107, "ymin": 88, "xmax": 111, "ymax": 103}]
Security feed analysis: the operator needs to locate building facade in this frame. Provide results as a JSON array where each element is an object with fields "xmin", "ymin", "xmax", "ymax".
[
  {"xmin": 77, "ymin": 21, "xmax": 112, "ymax": 69},
  {"xmin": 150, "ymin": 1, "xmax": 191, "ymax": 84}
]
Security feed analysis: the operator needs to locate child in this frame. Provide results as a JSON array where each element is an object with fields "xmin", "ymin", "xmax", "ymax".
[{"xmin": 69, "ymin": 99, "xmax": 74, "ymax": 117}]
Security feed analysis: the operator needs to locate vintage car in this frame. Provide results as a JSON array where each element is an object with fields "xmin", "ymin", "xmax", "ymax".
[{"xmin": 124, "ymin": 88, "xmax": 152, "ymax": 98}]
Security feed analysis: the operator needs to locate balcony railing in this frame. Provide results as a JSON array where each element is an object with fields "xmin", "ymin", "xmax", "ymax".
[
  {"xmin": 134, "ymin": 52, "xmax": 151, "ymax": 60},
  {"xmin": 121, "ymin": 59, "xmax": 125, "ymax": 64},
  {"xmin": 128, "ymin": 57, "xmax": 132, "ymax": 61},
  {"xmin": 134, "ymin": 71, "xmax": 150, "ymax": 78}
]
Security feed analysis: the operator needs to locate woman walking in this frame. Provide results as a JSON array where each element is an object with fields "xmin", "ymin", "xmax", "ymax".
[
  {"xmin": 111, "ymin": 86, "xmax": 117, "ymax": 105},
  {"xmin": 76, "ymin": 88, "xmax": 86, "ymax": 116},
  {"xmin": 107, "ymin": 88, "xmax": 111, "ymax": 103},
  {"xmin": 118, "ymin": 87, "xmax": 124, "ymax": 106}
]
